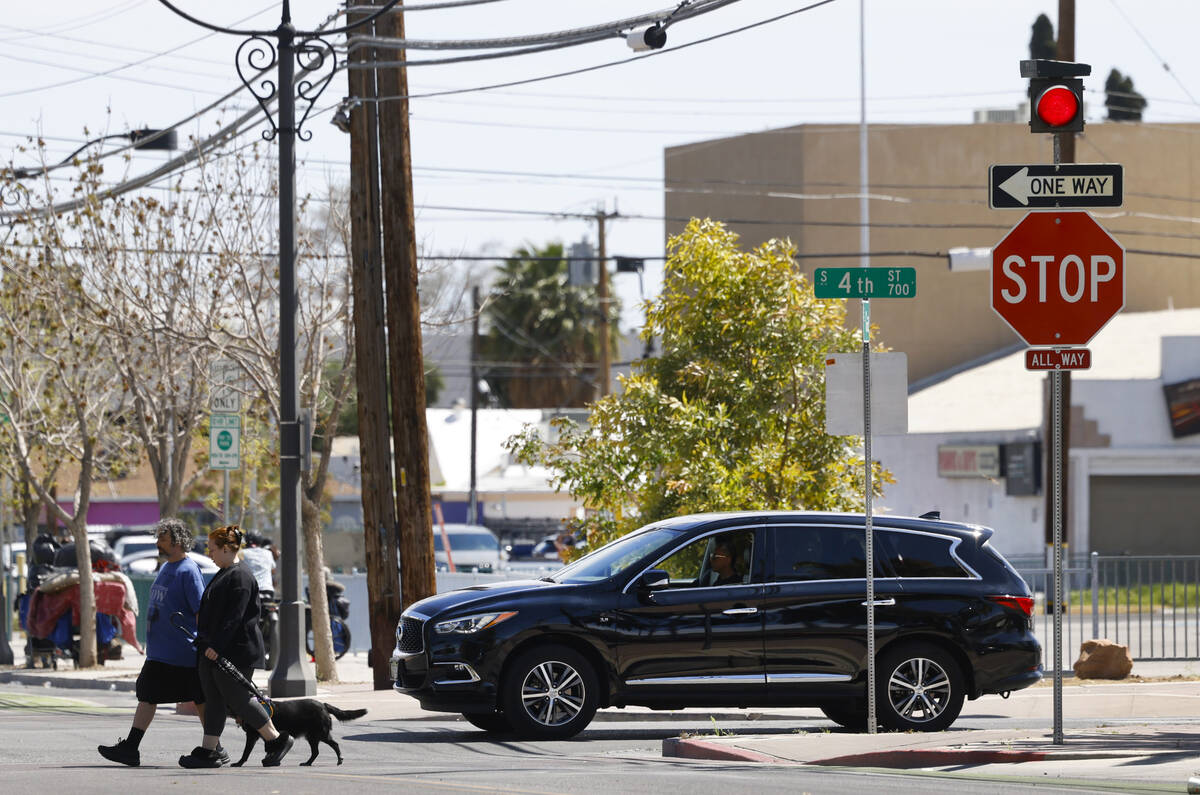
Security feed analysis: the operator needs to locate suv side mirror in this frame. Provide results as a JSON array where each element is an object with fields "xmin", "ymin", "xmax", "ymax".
[{"xmin": 638, "ymin": 569, "xmax": 670, "ymax": 591}]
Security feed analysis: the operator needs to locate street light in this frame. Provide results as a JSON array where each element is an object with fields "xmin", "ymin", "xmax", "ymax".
[{"xmin": 152, "ymin": 0, "xmax": 404, "ymax": 698}]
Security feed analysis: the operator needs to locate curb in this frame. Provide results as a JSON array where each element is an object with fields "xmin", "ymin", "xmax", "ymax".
[
  {"xmin": 662, "ymin": 737, "xmax": 781, "ymax": 764},
  {"xmin": 810, "ymin": 748, "xmax": 1131, "ymax": 768},
  {"xmin": 662, "ymin": 736, "xmax": 1136, "ymax": 768}
]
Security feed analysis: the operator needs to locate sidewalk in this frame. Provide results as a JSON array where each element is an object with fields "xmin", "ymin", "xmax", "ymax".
[
  {"xmin": 663, "ymin": 660, "xmax": 1200, "ymax": 789},
  {"xmin": 7, "ymin": 638, "xmax": 1200, "ymax": 786}
]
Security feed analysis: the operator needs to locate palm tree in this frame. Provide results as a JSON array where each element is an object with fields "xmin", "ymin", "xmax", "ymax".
[{"xmin": 479, "ymin": 243, "xmax": 619, "ymax": 408}]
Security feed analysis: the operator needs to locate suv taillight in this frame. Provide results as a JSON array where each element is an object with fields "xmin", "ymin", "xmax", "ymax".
[{"xmin": 988, "ymin": 595, "xmax": 1034, "ymax": 617}]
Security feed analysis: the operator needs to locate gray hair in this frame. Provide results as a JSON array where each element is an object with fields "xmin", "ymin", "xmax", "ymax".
[{"xmin": 154, "ymin": 518, "xmax": 193, "ymax": 552}]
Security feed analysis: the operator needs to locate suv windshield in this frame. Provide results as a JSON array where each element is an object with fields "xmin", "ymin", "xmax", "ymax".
[{"xmin": 551, "ymin": 527, "xmax": 686, "ymax": 584}]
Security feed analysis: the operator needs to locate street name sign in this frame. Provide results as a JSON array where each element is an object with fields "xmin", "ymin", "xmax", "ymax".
[
  {"xmin": 989, "ymin": 164, "xmax": 1123, "ymax": 209},
  {"xmin": 814, "ymin": 267, "xmax": 916, "ymax": 299},
  {"xmin": 209, "ymin": 413, "xmax": 241, "ymax": 470},
  {"xmin": 991, "ymin": 211, "xmax": 1124, "ymax": 347},
  {"xmin": 1025, "ymin": 348, "xmax": 1091, "ymax": 371}
]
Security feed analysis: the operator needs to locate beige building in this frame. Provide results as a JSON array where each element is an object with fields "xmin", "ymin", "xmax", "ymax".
[{"xmin": 665, "ymin": 122, "xmax": 1200, "ymax": 384}]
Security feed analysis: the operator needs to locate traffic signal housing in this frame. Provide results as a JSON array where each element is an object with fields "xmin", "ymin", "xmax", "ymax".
[{"xmin": 1020, "ymin": 59, "xmax": 1090, "ymax": 134}]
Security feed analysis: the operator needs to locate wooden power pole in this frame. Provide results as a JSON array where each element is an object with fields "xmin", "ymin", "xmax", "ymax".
[
  {"xmin": 345, "ymin": 0, "xmax": 402, "ymax": 689},
  {"xmin": 1045, "ymin": 0, "xmax": 1075, "ymax": 557},
  {"xmin": 595, "ymin": 207, "xmax": 618, "ymax": 398},
  {"xmin": 375, "ymin": 0, "xmax": 437, "ymax": 609}
]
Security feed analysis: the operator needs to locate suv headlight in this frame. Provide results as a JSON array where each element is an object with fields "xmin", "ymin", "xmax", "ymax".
[{"xmin": 434, "ymin": 611, "xmax": 517, "ymax": 635}]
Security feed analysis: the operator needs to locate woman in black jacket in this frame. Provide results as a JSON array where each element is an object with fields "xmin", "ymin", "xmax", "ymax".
[{"xmin": 178, "ymin": 525, "xmax": 293, "ymax": 769}]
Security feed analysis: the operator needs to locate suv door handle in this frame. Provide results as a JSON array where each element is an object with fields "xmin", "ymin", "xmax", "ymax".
[
  {"xmin": 861, "ymin": 598, "xmax": 896, "ymax": 607},
  {"xmin": 722, "ymin": 607, "xmax": 758, "ymax": 615}
]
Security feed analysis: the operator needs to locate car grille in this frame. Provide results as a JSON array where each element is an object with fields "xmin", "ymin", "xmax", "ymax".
[{"xmin": 398, "ymin": 616, "xmax": 424, "ymax": 654}]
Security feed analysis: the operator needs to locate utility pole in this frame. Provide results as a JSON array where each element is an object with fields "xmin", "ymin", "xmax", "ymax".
[
  {"xmin": 346, "ymin": 0, "xmax": 402, "ymax": 690},
  {"xmin": 1045, "ymin": 0, "xmax": 1075, "ymax": 562},
  {"xmin": 595, "ymin": 207, "xmax": 617, "ymax": 398},
  {"xmin": 468, "ymin": 285, "xmax": 480, "ymax": 525},
  {"xmin": 375, "ymin": 0, "xmax": 437, "ymax": 609}
]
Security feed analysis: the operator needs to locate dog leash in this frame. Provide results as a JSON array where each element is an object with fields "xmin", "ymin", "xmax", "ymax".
[{"xmin": 170, "ymin": 611, "xmax": 274, "ymax": 718}]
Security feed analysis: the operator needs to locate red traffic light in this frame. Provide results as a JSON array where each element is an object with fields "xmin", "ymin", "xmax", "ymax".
[
  {"xmin": 1028, "ymin": 76, "xmax": 1084, "ymax": 133},
  {"xmin": 1035, "ymin": 85, "xmax": 1079, "ymax": 127}
]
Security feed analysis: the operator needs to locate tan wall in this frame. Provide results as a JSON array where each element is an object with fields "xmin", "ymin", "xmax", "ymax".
[
  {"xmin": 1089, "ymin": 475, "xmax": 1200, "ymax": 555},
  {"xmin": 665, "ymin": 122, "xmax": 1200, "ymax": 383}
]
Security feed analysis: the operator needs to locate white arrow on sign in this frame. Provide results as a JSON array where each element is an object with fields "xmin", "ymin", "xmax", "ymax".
[{"xmin": 998, "ymin": 167, "xmax": 1117, "ymax": 206}]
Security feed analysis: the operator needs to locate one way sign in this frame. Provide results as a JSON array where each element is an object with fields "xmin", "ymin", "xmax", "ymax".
[{"xmin": 989, "ymin": 163, "xmax": 1123, "ymax": 209}]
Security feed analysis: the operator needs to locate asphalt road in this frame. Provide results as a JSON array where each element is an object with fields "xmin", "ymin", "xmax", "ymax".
[{"xmin": 0, "ymin": 685, "xmax": 1177, "ymax": 794}]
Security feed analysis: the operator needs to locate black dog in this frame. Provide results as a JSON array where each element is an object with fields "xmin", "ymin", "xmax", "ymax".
[{"xmin": 231, "ymin": 700, "xmax": 367, "ymax": 766}]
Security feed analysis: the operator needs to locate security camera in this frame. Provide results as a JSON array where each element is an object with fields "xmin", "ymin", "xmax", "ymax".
[{"xmin": 625, "ymin": 23, "xmax": 667, "ymax": 52}]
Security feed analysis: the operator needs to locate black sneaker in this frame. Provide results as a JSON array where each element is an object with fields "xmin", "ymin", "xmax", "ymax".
[
  {"xmin": 98, "ymin": 738, "xmax": 139, "ymax": 767},
  {"xmin": 178, "ymin": 746, "xmax": 227, "ymax": 769},
  {"xmin": 261, "ymin": 735, "xmax": 293, "ymax": 767}
]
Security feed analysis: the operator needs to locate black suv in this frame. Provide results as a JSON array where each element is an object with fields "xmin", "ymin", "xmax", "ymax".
[{"xmin": 390, "ymin": 511, "xmax": 1041, "ymax": 738}]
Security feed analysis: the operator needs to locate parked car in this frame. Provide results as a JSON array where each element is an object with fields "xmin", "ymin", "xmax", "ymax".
[
  {"xmin": 123, "ymin": 549, "xmax": 219, "ymax": 576},
  {"xmin": 502, "ymin": 540, "xmax": 537, "ymax": 561},
  {"xmin": 433, "ymin": 524, "xmax": 502, "ymax": 573},
  {"xmin": 530, "ymin": 533, "xmax": 576, "ymax": 561},
  {"xmin": 112, "ymin": 534, "xmax": 158, "ymax": 569},
  {"xmin": 390, "ymin": 511, "xmax": 1041, "ymax": 739}
]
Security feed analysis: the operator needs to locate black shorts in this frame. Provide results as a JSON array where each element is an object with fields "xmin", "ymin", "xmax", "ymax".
[{"xmin": 135, "ymin": 660, "xmax": 206, "ymax": 705}]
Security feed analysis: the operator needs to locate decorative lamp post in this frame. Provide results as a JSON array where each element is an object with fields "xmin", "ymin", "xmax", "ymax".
[{"xmin": 152, "ymin": 0, "xmax": 402, "ymax": 696}]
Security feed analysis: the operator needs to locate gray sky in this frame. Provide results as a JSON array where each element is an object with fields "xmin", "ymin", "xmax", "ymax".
[{"xmin": 6, "ymin": 1, "xmax": 1199, "ymax": 329}]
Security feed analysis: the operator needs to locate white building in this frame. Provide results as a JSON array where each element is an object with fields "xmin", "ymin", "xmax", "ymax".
[{"xmin": 873, "ymin": 308, "xmax": 1200, "ymax": 559}]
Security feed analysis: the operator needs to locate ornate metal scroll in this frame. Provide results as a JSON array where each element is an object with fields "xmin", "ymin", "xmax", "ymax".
[
  {"xmin": 294, "ymin": 36, "xmax": 337, "ymax": 142},
  {"xmin": 236, "ymin": 35, "xmax": 281, "ymax": 140}
]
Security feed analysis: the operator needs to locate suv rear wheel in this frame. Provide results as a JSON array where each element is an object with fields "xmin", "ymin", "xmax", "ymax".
[
  {"xmin": 500, "ymin": 644, "xmax": 598, "ymax": 740},
  {"xmin": 877, "ymin": 642, "xmax": 964, "ymax": 732}
]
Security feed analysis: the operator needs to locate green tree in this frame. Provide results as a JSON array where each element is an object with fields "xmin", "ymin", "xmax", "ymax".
[
  {"xmin": 1105, "ymin": 68, "xmax": 1147, "ymax": 121},
  {"xmin": 508, "ymin": 219, "xmax": 891, "ymax": 552},
  {"xmin": 1030, "ymin": 14, "xmax": 1056, "ymax": 60},
  {"xmin": 478, "ymin": 242, "xmax": 619, "ymax": 408}
]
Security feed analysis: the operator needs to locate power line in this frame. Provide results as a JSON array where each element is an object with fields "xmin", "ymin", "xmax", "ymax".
[
  {"xmin": 369, "ymin": 0, "xmax": 839, "ymax": 102},
  {"xmin": 0, "ymin": 2, "xmax": 278, "ymax": 98},
  {"xmin": 347, "ymin": 0, "xmax": 739, "ymax": 52},
  {"xmin": 1106, "ymin": 0, "xmax": 1199, "ymax": 106},
  {"xmin": 0, "ymin": 0, "xmax": 147, "ymax": 41}
]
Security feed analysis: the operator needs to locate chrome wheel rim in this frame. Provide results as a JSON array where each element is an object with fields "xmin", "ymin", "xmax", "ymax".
[
  {"xmin": 887, "ymin": 656, "xmax": 952, "ymax": 723},
  {"xmin": 519, "ymin": 660, "xmax": 586, "ymax": 727}
]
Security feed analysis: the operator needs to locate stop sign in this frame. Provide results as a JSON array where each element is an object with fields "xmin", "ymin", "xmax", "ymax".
[{"xmin": 991, "ymin": 211, "xmax": 1124, "ymax": 346}]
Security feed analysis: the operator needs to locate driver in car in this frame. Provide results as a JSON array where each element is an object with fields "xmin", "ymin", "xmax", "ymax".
[{"xmin": 706, "ymin": 540, "xmax": 743, "ymax": 586}]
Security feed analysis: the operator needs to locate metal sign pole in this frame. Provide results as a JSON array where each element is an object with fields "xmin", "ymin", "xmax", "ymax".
[
  {"xmin": 0, "ymin": 475, "xmax": 12, "ymax": 665},
  {"xmin": 857, "ymin": 0, "xmax": 876, "ymax": 735},
  {"xmin": 1051, "ymin": 134, "xmax": 1065, "ymax": 746},
  {"xmin": 863, "ymin": 298, "xmax": 876, "ymax": 734}
]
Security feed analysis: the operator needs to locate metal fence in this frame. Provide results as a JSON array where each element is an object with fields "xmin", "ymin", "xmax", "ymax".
[{"xmin": 1014, "ymin": 553, "xmax": 1200, "ymax": 669}]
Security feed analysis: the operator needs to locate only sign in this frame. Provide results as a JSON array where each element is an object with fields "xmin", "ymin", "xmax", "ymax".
[{"xmin": 991, "ymin": 211, "xmax": 1124, "ymax": 347}]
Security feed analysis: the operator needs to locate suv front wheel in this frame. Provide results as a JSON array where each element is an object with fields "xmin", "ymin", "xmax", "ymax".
[
  {"xmin": 500, "ymin": 644, "xmax": 598, "ymax": 739},
  {"xmin": 877, "ymin": 642, "xmax": 964, "ymax": 732},
  {"xmin": 462, "ymin": 712, "xmax": 513, "ymax": 733}
]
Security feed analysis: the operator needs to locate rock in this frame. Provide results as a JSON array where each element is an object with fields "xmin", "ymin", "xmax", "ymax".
[{"xmin": 1073, "ymin": 639, "xmax": 1132, "ymax": 679}]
